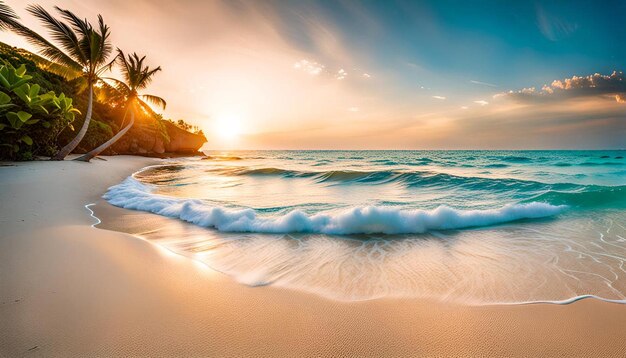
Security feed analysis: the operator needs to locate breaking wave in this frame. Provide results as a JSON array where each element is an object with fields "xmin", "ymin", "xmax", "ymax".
[{"xmin": 104, "ymin": 177, "xmax": 567, "ymax": 235}]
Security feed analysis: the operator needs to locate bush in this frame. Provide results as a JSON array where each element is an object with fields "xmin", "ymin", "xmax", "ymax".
[{"xmin": 0, "ymin": 63, "xmax": 80, "ymax": 160}]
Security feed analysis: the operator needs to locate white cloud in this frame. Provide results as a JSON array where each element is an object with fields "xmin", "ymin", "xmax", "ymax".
[
  {"xmin": 432, "ymin": 95, "xmax": 446, "ymax": 100},
  {"xmin": 293, "ymin": 59, "xmax": 324, "ymax": 75},
  {"xmin": 362, "ymin": 73, "xmax": 371, "ymax": 78},
  {"xmin": 474, "ymin": 100, "xmax": 489, "ymax": 106},
  {"xmin": 336, "ymin": 69, "xmax": 347, "ymax": 80},
  {"xmin": 348, "ymin": 107, "xmax": 359, "ymax": 112}
]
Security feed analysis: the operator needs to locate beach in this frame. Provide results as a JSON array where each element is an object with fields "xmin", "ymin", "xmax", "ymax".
[{"xmin": 1, "ymin": 155, "xmax": 626, "ymax": 357}]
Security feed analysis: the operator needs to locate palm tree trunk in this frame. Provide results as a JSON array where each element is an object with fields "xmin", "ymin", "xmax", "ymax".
[
  {"xmin": 52, "ymin": 85, "xmax": 94, "ymax": 160},
  {"xmin": 74, "ymin": 108, "xmax": 134, "ymax": 162}
]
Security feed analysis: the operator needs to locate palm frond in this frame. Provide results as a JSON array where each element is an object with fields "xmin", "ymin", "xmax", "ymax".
[
  {"xmin": 138, "ymin": 99, "xmax": 160, "ymax": 118},
  {"xmin": 54, "ymin": 7, "xmax": 90, "ymax": 36},
  {"xmin": 1, "ymin": 13, "xmax": 81, "ymax": 75},
  {"xmin": 96, "ymin": 15, "xmax": 112, "ymax": 67},
  {"xmin": 27, "ymin": 53, "xmax": 82, "ymax": 80},
  {"xmin": 101, "ymin": 76, "xmax": 132, "ymax": 96},
  {"xmin": 26, "ymin": 4, "xmax": 87, "ymax": 65},
  {"xmin": 95, "ymin": 54, "xmax": 117, "ymax": 76},
  {"xmin": 54, "ymin": 7, "xmax": 112, "ymax": 77},
  {"xmin": 96, "ymin": 78, "xmax": 127, "ymax": 104},
  {"xmin": 114, "ymin": 49, "xmax": 127, "ymax": 81},
  {"xmin": 140, "ymin": 94, "xmax": 167, "ymax": 109},
  {"xmin": 0, "ymin": 0, "xmax": 19, "ymax": 31},
  {"xmin": 137, "ymin": 66, "xmax": 162, "ymax": 89}
]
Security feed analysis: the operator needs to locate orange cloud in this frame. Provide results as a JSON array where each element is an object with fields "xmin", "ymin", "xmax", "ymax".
[{"xmin": 500, "ymin": 71, "xmax": 626, "ymax": 103}]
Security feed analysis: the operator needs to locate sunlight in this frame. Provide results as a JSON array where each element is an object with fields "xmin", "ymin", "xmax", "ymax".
[{"xmin": 213, "ymin": 112, "xmax": 242, "ymax": 141}]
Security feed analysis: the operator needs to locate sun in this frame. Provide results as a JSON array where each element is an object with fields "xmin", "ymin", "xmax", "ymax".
[{"xmin": 214, "ymin": 113, "xmax": 242, "ymax": 141}]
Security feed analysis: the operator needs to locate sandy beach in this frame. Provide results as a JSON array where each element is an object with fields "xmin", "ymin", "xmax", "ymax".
[{"xmin": 1, "ymin": 156, "xmax": 626, "ymax": 357}]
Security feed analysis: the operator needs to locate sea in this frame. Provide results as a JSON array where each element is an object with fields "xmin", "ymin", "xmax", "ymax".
[{"xmin": 102, "ymin": 150, "xmax": 626, "ymax": 304}]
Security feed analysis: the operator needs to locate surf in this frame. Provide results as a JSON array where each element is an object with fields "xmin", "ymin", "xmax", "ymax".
[{"xmin": 104, "ymin": 177, "xmax": 567, "ymax": 235}]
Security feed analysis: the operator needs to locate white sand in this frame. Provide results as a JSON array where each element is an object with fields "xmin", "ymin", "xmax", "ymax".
[{"xmin": 1, "ymin": 156, "xmax": 625, "ymax": 357}]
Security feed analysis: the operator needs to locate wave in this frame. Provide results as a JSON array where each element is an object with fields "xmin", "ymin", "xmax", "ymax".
[
  {"xmin": 498, "ymin": 156, "xmax": 532, "ymax": 163},
  {"xmin": 202, "ymin": 155, "xmax": 243, "ymax": 160},
  {"xmin": 142, "ymin": 165, "xmax": 626, "ymax": 209},
  {"xmin": 205, "ymin": 166, "xmax": 578, "ymax": 191},
  {"xmin": 104, "ymin": 177, "xmax": 566, "ymax": 235},
  {"xmin": 526, "ymin": 185, "xmax": 626, "ymax": 208}
]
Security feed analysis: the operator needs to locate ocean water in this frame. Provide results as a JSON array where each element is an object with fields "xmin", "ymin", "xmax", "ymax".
[{"xmin": 103, "ymin": 150, "xmax": 626, "ymax": 303}]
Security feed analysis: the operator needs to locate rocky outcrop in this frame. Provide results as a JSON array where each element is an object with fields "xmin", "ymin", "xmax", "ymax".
[{"xmin": 110, "ymin": 119, "xmax": 206, "ymax": 155}]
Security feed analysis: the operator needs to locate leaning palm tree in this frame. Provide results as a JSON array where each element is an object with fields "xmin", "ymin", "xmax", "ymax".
[
  {"xmin": 75, "ymin": 50, "xmax": 165, "ymax": 162},
  {"xmin": 0, "ymin": 2, "xmax": 112, "ymax": 160}
]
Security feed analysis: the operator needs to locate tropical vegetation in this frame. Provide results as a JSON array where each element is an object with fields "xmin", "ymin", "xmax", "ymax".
[
  {"xmin": 0, "ymin": 1, "xmax": 203, "ymax": 161},
  {"xmin": 0, "ymin": 62, "xmax": 79, "ymax": 160},
  {"xmin": 76, "ymin": 50, "xmax": 165, "ymax": 162}
]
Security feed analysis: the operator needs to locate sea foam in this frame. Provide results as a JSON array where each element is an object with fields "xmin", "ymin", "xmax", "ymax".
[{"xmin": 104, "ymin": 177, "xmax": 566, "ymax": 235}]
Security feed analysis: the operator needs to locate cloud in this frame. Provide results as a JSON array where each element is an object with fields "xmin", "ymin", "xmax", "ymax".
[
  {"xmin": 497, "ymin": 71, "xmax": 626, "ymax": 103},
  {"xmin": 293, "ymin": 59, "xmax": 324, "ymax": 75},
  {"xmin": 536, "ymin": 5, "xmax": 578, "ymax": 41},
  {"xmin": 336, "ymin": 68, "xmax": 347, "ymax": 80},
  {"xmin": 432, "ymin": 95, "xmax": 446, "ymax": 100},
  {"xmin": 362, "ymin": 73, "xmax": 371, "ymax": 78},
  {"xmin": 470, "ymin": 80, "xmax": 498, "ymax": 87},
  {"xmin": 474, "ymin": 100, "xmax": 489, "ymax": 106}
]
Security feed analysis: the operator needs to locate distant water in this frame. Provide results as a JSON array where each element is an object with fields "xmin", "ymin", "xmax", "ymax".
[{"xmin": 104, "ymin": 150, "xmax": 626, "ymax": 303}]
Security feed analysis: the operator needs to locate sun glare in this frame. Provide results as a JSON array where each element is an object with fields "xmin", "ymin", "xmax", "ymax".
[{"xmin": 214, "ymin": 113, "xmax": 242, "ymax": 141}]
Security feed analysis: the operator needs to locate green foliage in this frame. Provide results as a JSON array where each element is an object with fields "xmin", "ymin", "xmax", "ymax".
[
  {"xmin": 166, "ymin": 118, "xmax": 202, "ymax": 134},
  {"xmin": 0, "ymin": 62, "xmax": 31, "ymax": 90},
  {"xmin": 0, "ymin": 42, "xmax": 200, "ymax": 159},
  {"xmin": 73, "ymin": 118, "xmax": 113, "ymax": 150},
  {"xmin": 0, "ymin": 62, "xmax": 79, "ymax": 160}
]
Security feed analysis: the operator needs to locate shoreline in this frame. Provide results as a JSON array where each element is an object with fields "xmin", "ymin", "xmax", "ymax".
[
  {"xmin": 94, "ymin": 198, "xmax": 626, "ymax": 307},
  {"xmin": 2, "ymin": 155, "xmax": 626, "ymax": 357}
]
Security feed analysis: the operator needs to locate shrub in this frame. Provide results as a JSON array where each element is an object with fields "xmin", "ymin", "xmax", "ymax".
[{"xmin": 0, "ymin": 63, "xmax": 80, "ymax": 160}]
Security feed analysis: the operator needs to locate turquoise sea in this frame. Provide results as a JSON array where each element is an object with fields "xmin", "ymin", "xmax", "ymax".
[{"xmin": 104, "ymin": 150, "xmax": 626, "ymax": 303}]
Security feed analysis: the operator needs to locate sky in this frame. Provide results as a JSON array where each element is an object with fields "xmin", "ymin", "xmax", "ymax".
[{"xmin": 1, "ymin": 0, "xmax": 625, "ymax": 149}]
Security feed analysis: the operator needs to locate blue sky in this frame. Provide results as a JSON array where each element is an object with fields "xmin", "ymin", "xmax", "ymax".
[
  {"xmin": 2, "ymin": 0, "xmax": 625, "ymax": 148},
  {"xmin": 272, "ymin": 0, "xmax": 625, "ymax": 91}
]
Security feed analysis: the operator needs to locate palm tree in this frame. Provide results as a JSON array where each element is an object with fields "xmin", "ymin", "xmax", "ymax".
[
  {"xmin": 75, "ymin": 50, "xmax": 165, "ymax": 162},
  {"xmin": 0, "ymin": 2, "xmax": 112, "ymax": 160}
]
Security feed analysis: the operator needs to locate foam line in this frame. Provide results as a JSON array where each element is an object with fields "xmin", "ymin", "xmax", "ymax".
[
  {"xmin": 85, "ymin": 203, "xmax": 101, "ymax": 228},
  {"xmin": 104, "ymin": 177, "xmax": 567, "ymax": 235}
]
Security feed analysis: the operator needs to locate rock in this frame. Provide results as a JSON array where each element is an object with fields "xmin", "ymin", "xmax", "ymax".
[{"xmin": 162, "ymin": 121, "xmax": 206, "ymax": 153}]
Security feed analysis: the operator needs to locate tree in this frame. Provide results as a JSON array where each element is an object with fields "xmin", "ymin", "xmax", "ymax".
[
  {"xmin": 75, "ymin": 50, "xmax": 165, "ymax": 162},
  {"xmin": 0, "ymin": 1, "xmax": 113, "ymax": 160}
]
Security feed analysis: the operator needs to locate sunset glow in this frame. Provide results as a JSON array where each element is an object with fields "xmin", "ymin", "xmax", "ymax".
[
  {"xmin": 1, "ymin": 1, "xmax": 626, "ymax": 356},
  {"xmin": 1, "ymin": 0, "xmax": 624, "ymax": 149},
  {"xmin": 213, "ymin": 113, "xmax": 243, "ymax": 142}
]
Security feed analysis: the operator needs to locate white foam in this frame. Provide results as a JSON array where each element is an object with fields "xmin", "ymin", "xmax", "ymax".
[{"xmin": 103, "ymin": 177, "xmax": 567, "ymax": 235}]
